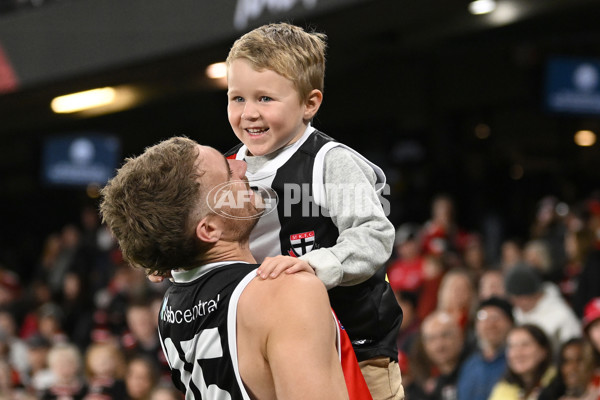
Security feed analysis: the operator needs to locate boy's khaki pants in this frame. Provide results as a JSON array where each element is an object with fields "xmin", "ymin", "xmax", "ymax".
[{"xmin": 358, "ymin": 357, "xmax": 405, "ymax": 400}]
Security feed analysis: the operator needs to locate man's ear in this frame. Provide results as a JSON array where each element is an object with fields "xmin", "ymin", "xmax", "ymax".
[
  {"xmin": 304, "ymin": 89, "xmax": 323, "ymax": 120},
  {"xmin": 196, "ymin": 215, "xmax": 222, "ymax": 243}
]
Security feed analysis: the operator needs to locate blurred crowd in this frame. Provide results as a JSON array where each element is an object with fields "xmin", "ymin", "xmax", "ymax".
[
  {"xmin": 1, "ymin": 190, "xmax": 600, "ymax": 399},
  {"xmin": 388, "ymin": 192, "xmax": 600, "ymax": 400},
  {"xmin": 0, "ymin": 206, "xmax": 181, "ymax": 399}
]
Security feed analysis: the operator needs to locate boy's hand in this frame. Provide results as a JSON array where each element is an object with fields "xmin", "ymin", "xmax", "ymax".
[{"xmin": 257, "ymin": 255, "xmax": 315, "ymax": 279}]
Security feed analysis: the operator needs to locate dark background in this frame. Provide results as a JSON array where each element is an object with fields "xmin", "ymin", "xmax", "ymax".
[{"xmin": 1, "ymin": 0, "xmax": 600, "ymax": 279}]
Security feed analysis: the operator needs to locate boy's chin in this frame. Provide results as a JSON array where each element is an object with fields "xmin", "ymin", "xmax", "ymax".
[{"xmin": 245, "ymin": 144, "xmax": 273, "ymax": 157}]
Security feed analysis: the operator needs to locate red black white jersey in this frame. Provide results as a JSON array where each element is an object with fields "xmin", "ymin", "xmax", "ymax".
[
  {"xmin": 158, "ymin": 262, "xmax": 256, "ymax": 399},
  {"xmin": 158, "ymin": 262, "xmax": 372, "ymax": 400}
]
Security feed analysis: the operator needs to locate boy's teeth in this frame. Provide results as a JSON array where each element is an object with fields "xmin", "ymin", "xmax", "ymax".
[{"xmin": 247, "ymin": 128, "xmax": 266, "ymax": 135}]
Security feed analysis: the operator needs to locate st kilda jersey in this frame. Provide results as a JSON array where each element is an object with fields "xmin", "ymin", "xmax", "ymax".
[
  {"xmin": 226, "ymin": 127, "xmax": 402, "ymax": 362},
  {"xmin": 158, "ymin": 262, "xmax": 372, "ymax": 400}
]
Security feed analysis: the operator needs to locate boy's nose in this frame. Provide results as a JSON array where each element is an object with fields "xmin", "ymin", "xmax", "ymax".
[
  {"xmin": 227, "ymin": 159, "xmax": 247, "ymax": 179},
  {"xmin": 241, "ymin": 103, "xmax": 259, "ymax": 120}
]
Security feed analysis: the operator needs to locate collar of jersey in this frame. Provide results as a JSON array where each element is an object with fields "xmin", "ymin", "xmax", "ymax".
[
  {"xmin": 171, "ymin": 261, "xmax": 250, "ymax": 283},
  {"xmin": 233, "ymin": 124, "xmax": 316, "ymax": 180}
]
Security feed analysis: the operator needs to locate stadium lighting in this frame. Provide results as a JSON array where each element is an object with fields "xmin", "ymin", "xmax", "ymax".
[{"xmin": 51, "ymin": 87, "xmax": 116, "ymax": 113}]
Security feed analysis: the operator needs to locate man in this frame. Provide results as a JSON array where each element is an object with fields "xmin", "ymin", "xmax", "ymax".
[
  {"xmin": 410, "ymin": 310, "xmax": 466, "ymax": 400},
  {"xmin": 406, "ymin": 310, "xmax": 464, "ymax": 400},
  {"xmin": 456, "ymin": 297, "xmax": 514, "ymax": 400},
  {"xmin": 100, "ymin": 136, "xmax": 370, "ymax": 399},
  {"xmin": 504, "ymin": 263, "xmax": 580, "ymax": 352}
]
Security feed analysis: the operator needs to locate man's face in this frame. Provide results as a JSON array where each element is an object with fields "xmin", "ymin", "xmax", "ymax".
[
  {"xmin": 421, "ymin": 314, "xmax": 462, "ymax": 368},
  {"xmin": 227, "ymin": 58, "xmax": 310, "ymax": 157},
  {"xmin": 197, "ymin": 145, "xmax": 263, "ymax": 237},
  {"xmin": 475, "ymin": 306, "xmax": 513, "ymax": 350}
]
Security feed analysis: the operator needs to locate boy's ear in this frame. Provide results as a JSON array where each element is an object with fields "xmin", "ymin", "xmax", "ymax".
[
  {"xmin": 304, "ymin": 89, "xmax": 323, "ymax": 120},
  {"xmin": 195, "ymin": 215, "xmax": 222, "ymax": 244}
]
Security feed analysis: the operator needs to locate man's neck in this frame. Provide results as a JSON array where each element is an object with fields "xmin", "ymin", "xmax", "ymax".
[
  {"xmin": 201, "ymin": 242, "xmax": 257, "ymax": 265},
  {"xmin": 481, "ymin": 344, "xmax": 502, "ymax": 361}
]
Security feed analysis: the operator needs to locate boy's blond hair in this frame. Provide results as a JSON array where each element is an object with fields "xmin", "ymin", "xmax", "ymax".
[{"xmin": 226, "ymin": 22, "xmax": 327, "ymax": 102}]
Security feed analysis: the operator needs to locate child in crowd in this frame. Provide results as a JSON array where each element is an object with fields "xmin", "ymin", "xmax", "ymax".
[
  {"xmin": 124, "ymin": 356, "xmax": 158, "ymax": 400},
  {"xmin": 83, "ymin": 341, "xmax": 127, "ymax": 399},
  {"xmin": 40, "ymin": 343, "xmax": 88, "ymax": 400},
  {"xmin": 224, "ymin": 22, "xmax": 403, "ymax": 399}
]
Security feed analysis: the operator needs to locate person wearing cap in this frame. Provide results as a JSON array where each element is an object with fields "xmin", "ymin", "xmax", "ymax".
[
  {"xmin": 23, "ymin": 334, "xmax": 54, "ymax": 393},
  {"xmin": 504, "ymin": 263, "xmax": 581, "ymax": 353},
  {"xmin": 456, "ymin": 297, "xmax": 514, "ymax": 400}
]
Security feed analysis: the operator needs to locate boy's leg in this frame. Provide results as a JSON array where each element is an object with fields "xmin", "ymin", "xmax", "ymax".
[{"xmin": 358, "ymin": 357, "xmax": 404, "ymax": 400}]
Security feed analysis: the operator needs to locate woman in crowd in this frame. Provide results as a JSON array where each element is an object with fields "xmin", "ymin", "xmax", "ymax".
[
  {"xmin": 489, "ymin": 324, "xmax": 555, "ymax": 400},
  {"xmin": 538, "ymin": 338, "xmax": 587, "ymax": 400},
  {"xmin": 580, "ymin": 298, "xmax": 600, "ymax": 399}
]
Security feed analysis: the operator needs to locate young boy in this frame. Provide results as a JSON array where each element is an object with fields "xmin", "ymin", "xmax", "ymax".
[{"xmin": 224, "ymin": 22, "xmax": 404, "ymax": 400}]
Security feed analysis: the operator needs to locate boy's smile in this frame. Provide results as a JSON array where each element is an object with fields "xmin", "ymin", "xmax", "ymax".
[{"xmin": 227, "ymin": 58, "xmax": 322, "ymax": 156}]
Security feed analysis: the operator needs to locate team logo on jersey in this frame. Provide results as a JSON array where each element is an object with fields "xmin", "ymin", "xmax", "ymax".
[{"xmin": 287, "ymin": 230, "xmax": 315, "ymax": 257}]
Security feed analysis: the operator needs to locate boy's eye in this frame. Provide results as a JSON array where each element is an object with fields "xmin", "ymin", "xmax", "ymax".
[
  {"xmin": 231, "ymin": 96, "xmax": 244, "ymax": 103},
  {"xmin": 259, "ymin": 96, "xmax": 272, "ymax": 102}
]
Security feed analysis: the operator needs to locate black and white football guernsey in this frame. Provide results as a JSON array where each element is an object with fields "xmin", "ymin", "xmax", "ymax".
[
  {"xmin": 158, "ymin": 262, "xmax": 256, "ymax": 399},
  {"xmin": 226, "ymin": 127, "xmax": 402, "ymax": 362}
]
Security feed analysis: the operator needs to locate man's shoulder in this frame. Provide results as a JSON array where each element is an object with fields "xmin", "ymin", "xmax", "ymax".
[
  {"xmin": 238, "ymin": 272, "xmax": 329, "ymax": 324},
  {"xmin": 246, "ymin": 272, "xmax": 326, "ymax": 303}
]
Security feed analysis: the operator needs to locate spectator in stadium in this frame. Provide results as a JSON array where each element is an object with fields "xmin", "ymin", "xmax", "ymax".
[
  {"xmin": 40, "ymin": 342, "xmax": 88, "ymax": 399},
  {"xmin": 22, "ymin": 334, "xmax": 53, "ymax": 394},
  {"xmin": 477, "ymin": 269, "xmax": 506, "ymax": 301},
  {"xmin": 436, "ymin": 268, "xmax": 476, "ymax": 333},
  {"xmin": 456, "ymin": 297, "xmax": 514, "ymax": 400},
  {"xmin": 420, "ymin": 194, "xmax": 469, "ymax": 264},
  {"xmin": 488, "ymin": 324, "xmax": 555, "ymax": 400},
  {"xmin": 121, "ymin": 300, "xmax": 168, "ymax": 378},
  {"xmin": 0, "ymin": 307, "xmax": 28, "ymax": 380},
  {"xmin": 580, "ymin": 297, "xmax": 600, "ymax": 398},
  {"xmin": 504, "ymin": 263, "xmax": 581, "ymax": 353},
  {"xmin": 538, "ymin": 338, "xmax": 587, "ymax": 400},
  {"xmin": 124, "ymin": 356, "xmax": 158, "ymax": 400},
  {"xmin": 499, "ymin": 237, "xmax": 523, "ymax": 273},
  {"xmin": 409, "ymin": 310, "xmax": 466, "ymax": 400},
  {"xmin": 387, "ymin": 223, "xmax": 424, "ymax": 294},
  {"xmin": 83, "ymin": 341, "xmax": 127, "ymax": 399}
]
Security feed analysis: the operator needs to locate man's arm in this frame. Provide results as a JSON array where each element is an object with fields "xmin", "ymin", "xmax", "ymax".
[{"xmin": 238, "ymin": 272, "xmax": 349, "ymax": 400}]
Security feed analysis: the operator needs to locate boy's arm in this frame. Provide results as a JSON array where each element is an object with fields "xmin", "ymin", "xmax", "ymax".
[
  {"xmin": 242, "ymin": 272, "xmax": 349, "ymax": 400},
  {"xmin": 300, "ymin": 147, "xmax": 395, "ymax": 289}
]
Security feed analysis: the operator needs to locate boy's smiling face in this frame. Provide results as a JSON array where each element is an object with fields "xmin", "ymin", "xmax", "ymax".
[{"xmin": 227, "ymin": 58, "xmax": 321, "ymax": 156}]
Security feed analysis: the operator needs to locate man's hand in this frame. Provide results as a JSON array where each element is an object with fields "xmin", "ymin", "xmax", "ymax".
[
  {"xmin": 257, "ymin": 255, "xmax": 315, "ymax": 279},
  {"xmin": 147, "ymin": 271, "xmax": 172, "ymax": 283}
]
